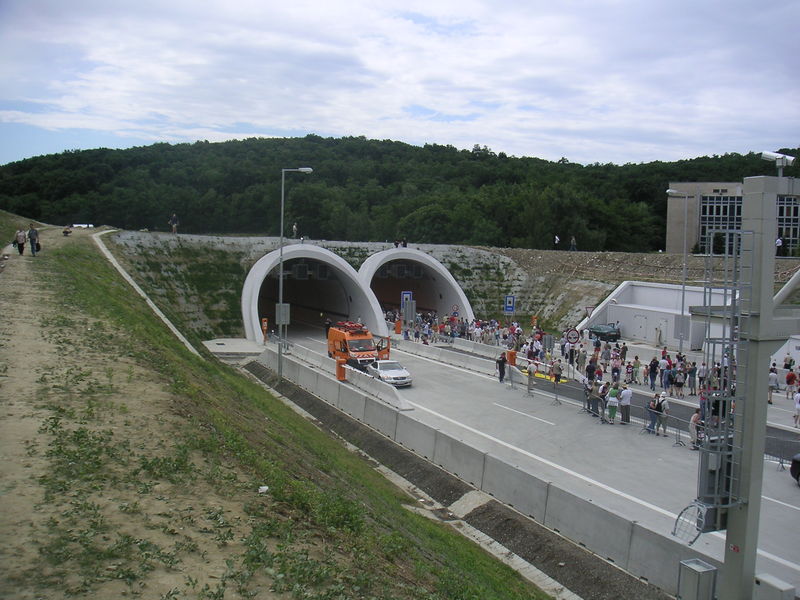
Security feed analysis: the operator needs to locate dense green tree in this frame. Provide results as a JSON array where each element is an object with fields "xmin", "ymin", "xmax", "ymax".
[{"xmin": 0, "ymin": 136, "xmax": 795, "ymax": 251}]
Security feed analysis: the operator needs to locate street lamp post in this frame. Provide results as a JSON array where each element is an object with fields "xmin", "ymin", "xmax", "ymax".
[
  {"xmin": 278, "ymin": 167, "xmax": 313, "ymax": 379},
  {"xmin": 667, "ymin": 189, "xmax": 690, "ymax": 354}
]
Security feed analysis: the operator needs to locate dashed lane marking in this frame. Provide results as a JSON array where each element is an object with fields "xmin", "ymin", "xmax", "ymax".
[{"xmin": 494, "ymin": 403, "xmax": 556, "ymax": 426}]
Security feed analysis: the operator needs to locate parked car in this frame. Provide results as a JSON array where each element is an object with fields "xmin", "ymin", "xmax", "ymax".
[
  {"xmin": 791, "ymin": 453, "xmax": 800, "ymax": 486},
  {"xmin": 366, "ymin": 360, "xmax": 412, "ymax": 387},
  {"xmin": 588, "ymin": 322, "xmax": 621, "ymax": 342}
]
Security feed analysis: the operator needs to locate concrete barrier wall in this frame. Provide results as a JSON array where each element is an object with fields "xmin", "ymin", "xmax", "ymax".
[
  {"xmin": 481, "ymin": 454, "xmax": 550, "ymax": 523},
  {"xmin": 395, "ymin": 412, "xmax": 438, "ymax": 459},
  {"xmin": 364, "ymin": 397, "xmax": 400, "ymax": 439},
  {"xmin": 344, "ymin": 367, "xmax": 412, "ymax": 411},
  {"xmin": 454, "ymin": 337, "xmax": 502, "ymax": 358},
  {"xmin": 396, "ymin": 338, "xmax": 494, "ymax": 375},
  {"xmin": 543, "ymin": 484, "xmax": 633, "ymax": 567},
  {"xmin": 627, "ymin": 522, "xmax": 722, "ymax": 592},
  {"xmin": 298, "ymin": 367, "xmax": 318, "ymax": 393},
  {"xmin": 433, "ymin": 431, "xmax": 487, "ymax": 487},
  {"xmin": 316, "ymin": 374, "xmax": 341, "ymax": 406},
  {"xmin": 336, "ymin": 386, "xmax": 367, "ymax": 420}
]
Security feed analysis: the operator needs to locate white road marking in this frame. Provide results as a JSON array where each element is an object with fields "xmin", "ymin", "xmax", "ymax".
[
  {"xmin": 762, "ymin": 495, "xmax": 800, "ymax": 512},
  {"xmin": 405, "ymin": 399, "xmax": 800, "ymax": 573},
  {"xmin": 494, "ymin": 403, "xmax": 556, "ymax": 426}
]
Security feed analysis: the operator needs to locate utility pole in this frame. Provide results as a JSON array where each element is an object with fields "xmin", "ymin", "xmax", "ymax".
[{"xmin": 719, "ymin": 175, "xmax": 800, "ymax": 599}]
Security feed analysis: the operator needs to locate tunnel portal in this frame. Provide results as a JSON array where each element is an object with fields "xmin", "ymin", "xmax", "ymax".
[
  {"xmin": 242, "ymin": 246, "xmax": 474, "ymax": 344},
  {"xmin": 359, "ymin": 248, "xmax": 474, "ymax": 322},
  {"xmin": 241, "ymin": 245, "xmax": 387, "ymax": 342}
]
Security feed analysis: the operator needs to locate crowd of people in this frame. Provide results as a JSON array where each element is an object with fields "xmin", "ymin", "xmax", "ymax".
[{"xmin": 388, "ymin": 310, "xmax": 798, "ymax": 431}]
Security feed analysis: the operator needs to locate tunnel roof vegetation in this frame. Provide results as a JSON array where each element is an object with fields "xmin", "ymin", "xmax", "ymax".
[{"xmin": 0, "ymin": 135, "xmax": 796, "ymax": 252}]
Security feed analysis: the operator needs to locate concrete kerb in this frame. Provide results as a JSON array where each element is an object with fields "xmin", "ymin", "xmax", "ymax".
[
  {"xmin": 543, "ymin": 484, "xmax": 633, "ymax": 568},
  {"xmin": 481, "ymin": 454, "xmax": 550, "ymax": 523},
  {"xmin": 433, "ymin": 430, "xmax": 487, "ymax": 488},
  {"xmin": 395, "ymin": 412, "xmax": 438, "ymax": 460}
]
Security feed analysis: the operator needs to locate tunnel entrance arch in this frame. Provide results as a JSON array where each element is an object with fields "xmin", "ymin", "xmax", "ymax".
[
  {"xmin": 242, "ymin": 245, "xmax": 387, "ymax": 343},
  {"xmin": 358, "ymin": 248, "xmax": 474, "ymax": 322}
]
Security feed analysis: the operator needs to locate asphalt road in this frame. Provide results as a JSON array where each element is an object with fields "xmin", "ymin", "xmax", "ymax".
[{"xmin": 290, "ymin": 327, "xmax": 800, "ymax": 592}]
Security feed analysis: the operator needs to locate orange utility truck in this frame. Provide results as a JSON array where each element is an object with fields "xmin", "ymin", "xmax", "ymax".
[{"xmin": 327, "ymin": 321, "xmax": 390, "ymax": 370}]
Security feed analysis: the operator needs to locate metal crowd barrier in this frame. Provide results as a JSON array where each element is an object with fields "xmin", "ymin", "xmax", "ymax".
[{"xmin": 764, "ymin": 435, "xmax": 800, "ymax": 470}]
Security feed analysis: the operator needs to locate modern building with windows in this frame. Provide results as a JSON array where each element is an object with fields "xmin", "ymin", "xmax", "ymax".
[{"xmin": 666, "ymin": 180, "xmax": 800, "ymax": 255}]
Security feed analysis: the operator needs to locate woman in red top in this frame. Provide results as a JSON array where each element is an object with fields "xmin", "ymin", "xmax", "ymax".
[{"xmin": 786, "ymin": 369, "xmax": 797, "ymax": 400}]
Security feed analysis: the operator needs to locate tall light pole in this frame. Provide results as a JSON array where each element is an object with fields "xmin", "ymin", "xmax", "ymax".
[
  {"xmin": 278, "ymin": 167, "xmax": 313, "ymax": 379},
  {"xmin": 667, "ymin": 188, "xmax": 690, "ymax": 354}
]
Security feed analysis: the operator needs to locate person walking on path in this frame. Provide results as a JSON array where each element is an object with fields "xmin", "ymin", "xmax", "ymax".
[
  {"xmin": 648, "ymin": 357, "xmax": 659, "ymax": 391},
  {"xmin": 552, "ymin": 359, "xmax": 563, "ymax": 389},
  {"xmin": 13, "ymin": 228, "xmax": 26, "ymax": 255},
  {"xmin": 169, "ymin": 213, "xmax": 179, "ymax": 234},
  {"xmin": 496, "ymin": 352, "xmax": 507, "ymax": 384},
  {"xmin": 27, "ymin": 224, "xmax": 39, "ymax": 257},
  {"xmin": 768, "ymin": 367, "xmax": 779, "ymax": 404}
]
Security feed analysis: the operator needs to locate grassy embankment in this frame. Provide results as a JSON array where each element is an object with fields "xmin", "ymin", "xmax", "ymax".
[{"xmin": 3, "ymin": 218, "xmax": 549, "ymax": 599}]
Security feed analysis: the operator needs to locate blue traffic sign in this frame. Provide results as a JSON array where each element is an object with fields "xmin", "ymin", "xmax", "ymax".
[{"xmin": 504, "ymin": 295, "xmax": 515, "ymax": 313}]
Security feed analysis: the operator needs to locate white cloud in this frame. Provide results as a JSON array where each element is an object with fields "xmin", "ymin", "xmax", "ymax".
[{"xmin": 0, "ymin": 0, "xmax": 797, "ymax": 165}]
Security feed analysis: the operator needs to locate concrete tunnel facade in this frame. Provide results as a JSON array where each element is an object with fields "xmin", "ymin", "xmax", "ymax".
[
  {"xmin": 359, "ymin": 248, "xmax": 475, "ymax": 322},
  {"xmin": 241, "ymin": 245, "xmax": 388, "ymax": 342},
  {"xmin": 242, "ymin": 245, "xmax": 474, "ymax": 344}
]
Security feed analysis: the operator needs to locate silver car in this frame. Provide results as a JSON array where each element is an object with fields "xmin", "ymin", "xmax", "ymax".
[{"xmin": 366, "ymin": 360, "xmax": 412, "ymax": 387}]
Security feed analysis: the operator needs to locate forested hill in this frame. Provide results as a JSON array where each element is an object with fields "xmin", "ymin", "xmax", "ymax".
[{"xmin": 0, "ymin": 136, "xmax": 796, "ymax": 251}]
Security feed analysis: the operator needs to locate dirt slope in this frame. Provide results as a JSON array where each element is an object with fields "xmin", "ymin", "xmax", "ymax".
[{"xmin": 0, "ymin": 228, "xmax": 282, "ymax": 598}]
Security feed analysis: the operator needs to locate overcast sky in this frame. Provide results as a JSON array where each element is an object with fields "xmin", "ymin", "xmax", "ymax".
[{"xmin": 1, "ymin": 0, "xmax": 797, "ymax": 166}]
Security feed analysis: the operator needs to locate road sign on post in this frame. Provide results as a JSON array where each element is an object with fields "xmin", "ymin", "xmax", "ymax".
[
  {"xmin": 566, "ymin": 328, "xmax": 580, "ymax": 344},
  {"xmin": 504, "ymin": 295, "xmax": 516, "ymax": 314},
  {"xmin": 403, "ymin": 300, "xmax": 416, "ymax": 326},
  {"xmin": 275, "ymin": 303, "xmax": 290, "ymax": 325}
]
